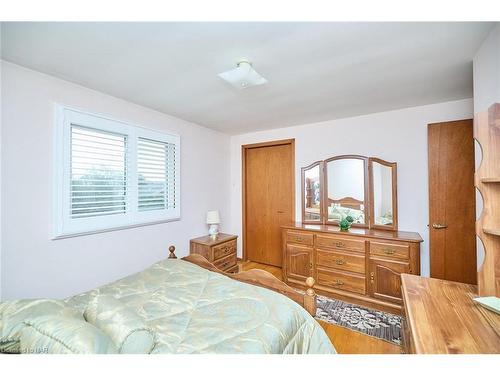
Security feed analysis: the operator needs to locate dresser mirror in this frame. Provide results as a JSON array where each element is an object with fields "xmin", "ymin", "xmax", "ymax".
[
  {"xmin": 302, "ymin": 162, "xmax": 322, "ymax": 222},
  {"xmin": 301, "ymin": 155, "xmax": 398, "ymax": 230},
  {"xmin": 325, "ymin": 156, "xmax": 367, "ymax": 225},
  {"xmin": 370, "ymin": 158, "xmax": 397, "ymax": 229}
]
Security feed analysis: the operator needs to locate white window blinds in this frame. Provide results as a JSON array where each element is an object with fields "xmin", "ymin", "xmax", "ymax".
[
  {"xmin": 137, "ymin": 138, "xmax": 177, "ymax": 212},
  {"xmin": 71, "ymin": 126, "xmax": 128, "ymax": 218},
  {"xmin": 55, "ymin": 106, "xmax": 180, "ymax": 238}
]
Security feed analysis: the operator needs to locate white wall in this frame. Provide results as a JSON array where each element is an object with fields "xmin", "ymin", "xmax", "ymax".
[
  {"xmin": 473, "ymin": 23, "xmax": 500, "ymax": 112},
  {"xmin": 229, "ymin": 99, "xmax": 474, "ymax": 276},
  {"xmin": 1, "ymin": 61, "xmax": 230, "ymax": 300}
]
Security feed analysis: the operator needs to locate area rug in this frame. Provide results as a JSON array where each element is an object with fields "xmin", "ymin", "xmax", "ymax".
[{"xmin": 316, "ymin": 295, "xmax": 402, "ymax": 345}]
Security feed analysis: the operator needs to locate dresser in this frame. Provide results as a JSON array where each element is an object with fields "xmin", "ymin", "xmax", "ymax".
[
  {"xmin": 189, "ymin": 233, "xmax": 238, "ymax": 273},
  {"xmin": 401, "ymin": 274, "xmax": 500, "ymax": 353},
  {"xmin": 282, "ymin": 224, "xmax": 422, "ymax": 313}
]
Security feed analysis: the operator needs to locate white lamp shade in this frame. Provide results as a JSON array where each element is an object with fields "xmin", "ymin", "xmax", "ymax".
[
  {"xmin": 218, "ymin": 61, "xmax": 267, "ymax": 89},
  {"xmin": 206, "ymin": 210, "xmax": 220, "ymax": 224}
]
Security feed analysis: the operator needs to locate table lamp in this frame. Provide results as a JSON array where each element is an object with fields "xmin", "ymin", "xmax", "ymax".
[{"xmin": 206, "ymin": 210, "xmax": 220, "ymax": 239}]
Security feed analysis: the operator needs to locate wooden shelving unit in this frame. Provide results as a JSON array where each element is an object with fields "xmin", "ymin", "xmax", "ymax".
[
  {"xmin": 483, "ymin": 228, "xmax": 500, "ymax": 236},
  {"xmin": 474, "ymin": 103, "xmax": 500, "ymax": 297},
  {"xmin": 481, "ymin": 177, "xmax": 500, "ymax": 183}
]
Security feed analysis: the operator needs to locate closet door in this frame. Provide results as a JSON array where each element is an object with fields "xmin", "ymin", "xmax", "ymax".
[
  {"xmin": 428, "ymin": 119, "xmax": 476, "ymax": 284},
  {"xmin": 243, "ymin": 139, "xmax": 295, "ymax": 267}
]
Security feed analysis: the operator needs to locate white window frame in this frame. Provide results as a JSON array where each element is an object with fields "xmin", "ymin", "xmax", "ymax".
[{"xmin": 53, "ymin": 105, "xmax": 180, "ymax": 239}]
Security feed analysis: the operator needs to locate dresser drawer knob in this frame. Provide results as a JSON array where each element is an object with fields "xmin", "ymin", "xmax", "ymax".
[
  {"xmin": 333, "ymin": 279, "xmax": 344, "ymax": 286},
  {"xmin": 335, "ymin": 241, "xmax": 345, "ymax": 248},
  {"xmin": 370, "ymin": 272, "xmax": 375, "ymax": 283},
  {"xmin": 335, "ymin": 259, "xmax": 345, "ymax": 265},
  {"xmin": 383, "ymin": 248, "xmax": 396, "ymax": 255}
]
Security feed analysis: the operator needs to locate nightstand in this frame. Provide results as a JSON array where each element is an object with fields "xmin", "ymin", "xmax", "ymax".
[{"xmin": 189, "ymin": 233, "xmax": 238, "ymax": 273}]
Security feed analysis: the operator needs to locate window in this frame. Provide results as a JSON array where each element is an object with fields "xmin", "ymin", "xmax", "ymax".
[{"xmin": 54, "ymin": 106, "xmax": 180, "ymax": 238}]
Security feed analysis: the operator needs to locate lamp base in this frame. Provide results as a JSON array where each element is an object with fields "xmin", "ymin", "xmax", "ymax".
[{"xmin": 208, "ymin": 224, "xmax": 219, "ymax": 239}]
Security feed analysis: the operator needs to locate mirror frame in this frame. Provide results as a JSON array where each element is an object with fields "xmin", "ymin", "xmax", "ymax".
[
  {"xmin": 323, "ymin": 155, "xmax": 369, "ymax": 228},
  {"xmin": 300, "ymin": 155, "xmax": 398, "ymax": 231},
  {"xmin": 368, "ymin": 158, "xmax": 398, "ymax": 231},
  {"xmin": 301, "ymin": 161, "xmax": 324, "ymax": 224}
]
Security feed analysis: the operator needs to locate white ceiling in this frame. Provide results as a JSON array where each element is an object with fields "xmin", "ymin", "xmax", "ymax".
[{"xmin": 1, "ymin": 22, "xmax": 494, "ymax": 134}]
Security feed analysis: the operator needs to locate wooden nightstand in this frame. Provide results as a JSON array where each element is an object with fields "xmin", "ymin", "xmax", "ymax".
[{"xmin": 189, "ymin": 233, "xmax": 238, "ymax": 273}]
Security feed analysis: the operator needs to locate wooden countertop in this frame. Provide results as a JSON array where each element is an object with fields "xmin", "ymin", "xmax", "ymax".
[
  {"xmin": 401, "ymin": 274, "xmax": 500, "ymax": 354},
  {"xmin": 282, "ymin": 222, "xmax": 423, "ymax": 243}
]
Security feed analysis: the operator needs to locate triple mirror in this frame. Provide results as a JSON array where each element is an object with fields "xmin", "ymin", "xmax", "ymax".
[{"xmin": 302, "ymin": 155, "xmax": 397, "ymax": 230}]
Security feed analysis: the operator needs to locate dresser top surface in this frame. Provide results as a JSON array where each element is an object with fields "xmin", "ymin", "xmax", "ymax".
[
  {"xmin": 190, "ymin": 233, "xmax": 237, "ymax": 246},
  {"xmin": 401, "ymin": 274, "xmax": 500, "ymax": 354},
  {"xmin": 282, "ymin": 223, "xmax": 423, "ymax": 242}
]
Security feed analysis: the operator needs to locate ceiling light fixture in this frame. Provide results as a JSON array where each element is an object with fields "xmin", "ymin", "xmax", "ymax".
[{"xmin": 218, "ymin": 60, "xmax": 267, "ymax": 89}]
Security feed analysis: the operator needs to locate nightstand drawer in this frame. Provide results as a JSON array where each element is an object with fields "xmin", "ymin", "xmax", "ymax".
[
  {"xmin": 213, "ymin": 239, "xmax": 237, "ymax": 260},
  {"xmin": 226, "ymin": 264, "xmax": 239, "ymax": 274},
  {"xmin": 214, "ymin": 253, "xmax": 237, "ymax": 271}
]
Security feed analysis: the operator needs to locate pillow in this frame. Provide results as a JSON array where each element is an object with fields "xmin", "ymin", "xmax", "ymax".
[
  {"xmin": 0, "ymin": 299, "xmax": 82, "ymax": 354},
  {"xmin": 20, "ymin": 315, "xmax": 117, "ymax": 354},
  {"xmin": 328, "ymin": 205, "xmax": 349, "ymax": 221},
  {"xmin": 84, "ymin": 294, "xmax": 155, "ymax": 354},
  {"xmin": 346, "ymin": 208, "xmax": 363, "ymax": 222}
]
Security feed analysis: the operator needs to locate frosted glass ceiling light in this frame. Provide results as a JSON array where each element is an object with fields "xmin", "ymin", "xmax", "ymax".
[{"xmin": 218, "ymin": 60, "xmax": 267, "ymax": 89}]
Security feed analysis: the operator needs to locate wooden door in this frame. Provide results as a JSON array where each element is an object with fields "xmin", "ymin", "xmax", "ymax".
[
  {"xmin": 286, "ymin": 244, "xmax": 313, "ymax": 282},
  {"xmin": 368, "ymin": 258, "xmax": 409, "ymax": 304},
  {"xmin": 243, "ymin": 139, "xmax": 295, "ymax": 266},
  {"xmin": 428, "ymin": 119, "xmax": 477, "ymax": 284}
]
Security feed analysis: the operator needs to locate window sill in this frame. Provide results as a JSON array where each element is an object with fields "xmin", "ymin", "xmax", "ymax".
[{"xmin": 52, "ymin": 217, "xmax": 181, "ymax": 240}]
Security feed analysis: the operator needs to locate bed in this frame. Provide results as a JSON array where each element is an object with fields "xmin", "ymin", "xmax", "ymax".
[
  {"xmin": 0, "ymin": 249, "xmax": 335, "ymax": 354},
  {"xmin": 327, "ymin": 197, "xmax": 366, "ymax": 224}
]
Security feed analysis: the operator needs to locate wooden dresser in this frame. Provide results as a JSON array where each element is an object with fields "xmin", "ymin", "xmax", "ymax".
[
  {"xmin": 401, "ymin": 274, "xmax": 500, "ymax": 353},
  {"xmin": 189, "ymin": 233, "xmax": 238, "ymax": 273},
  {"xmin": 282, "ymin": 223, "xmax": 422, "ymax": 313}
]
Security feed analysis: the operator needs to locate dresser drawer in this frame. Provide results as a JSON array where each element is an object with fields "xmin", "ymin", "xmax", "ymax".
[
  {"xmin": 316, "ymin": 249, "xmax": 366, "ymax": 274},
  {"xmin": 370, "ymin": 241, "xmax": 409, "ymax": 260},
  {"xmin": 213, "ymin": 253, "xmax": 237, "ymax": 271},
  {"xmin": 212, "ymin": 239, "xmax": 237, "ymax": 260},
  {"xmin": 286, "ymin": 231, "xmax": 314, "ymax": 246},
  {"xmin": 315, "ymin": 234, "xmax": 365, "ymax": 253},
  {"xmin": 317, "ymin": 267, "xmax": 366, "ymax": 294}
]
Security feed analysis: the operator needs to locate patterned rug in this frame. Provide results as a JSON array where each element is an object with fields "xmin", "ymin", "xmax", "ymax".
[{"xmin": 316, "ymin": 295, "xmax": 402, "ymax": 345}]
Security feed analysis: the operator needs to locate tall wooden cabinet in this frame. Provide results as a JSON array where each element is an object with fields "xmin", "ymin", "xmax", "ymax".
[
  {"xmin": 282, "ymin": 224, "xmax": 422, "ymax": 313},
  {"xmin": 474, "ymin": 103, "xmax": 500, "ymax": 297}
]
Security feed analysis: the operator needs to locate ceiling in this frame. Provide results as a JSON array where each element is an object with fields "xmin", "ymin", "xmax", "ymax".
[{"xmin": 1, "ymin": 22, "xmax": 494, "ymax": 134}]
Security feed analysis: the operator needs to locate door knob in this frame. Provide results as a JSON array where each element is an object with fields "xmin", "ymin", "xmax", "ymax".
[{"xmin": 432, "ymin": 223, "xmax": 448, "ymax": 229}]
